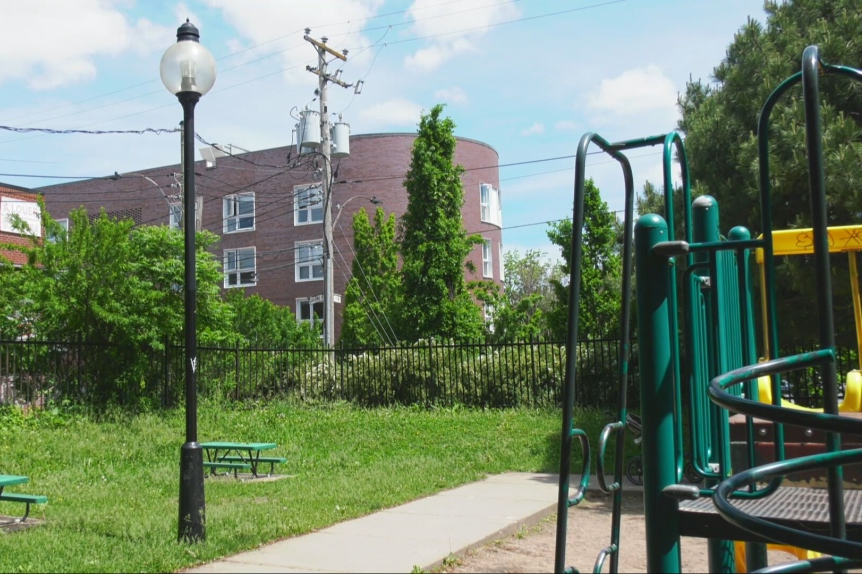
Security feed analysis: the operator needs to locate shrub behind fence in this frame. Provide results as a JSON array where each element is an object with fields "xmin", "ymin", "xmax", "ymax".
[
  {"xmin": 2, "ymin": 337, "xmax": 854, "ymax": 411},
  {"xmin": 0, "ymin": 337, "xmax": 635, "ymax": 410}
]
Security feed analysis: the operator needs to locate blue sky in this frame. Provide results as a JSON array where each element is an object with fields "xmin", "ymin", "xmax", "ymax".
[{"xmin": 0, "ymin": 0, "xmax": 767, "ymax": 262}]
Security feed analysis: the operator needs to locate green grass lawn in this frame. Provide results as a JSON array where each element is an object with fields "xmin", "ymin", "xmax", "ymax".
[{"xmin": 0, "ymin": 401, "xmax": 631, "ymax": 573}]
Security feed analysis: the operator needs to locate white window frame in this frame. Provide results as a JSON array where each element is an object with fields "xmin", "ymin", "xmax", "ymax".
[
  {"xmin": 482, "ymin": 239, "xmax": 493, "ymax": 278},
  {"xmin": 223, "ymin": 192, "xmax": 255, "ymax": 233},
  {"xmin": 224, "ymin": 247, "xmax": 257, "ymax": 288},
  {"xmin": 295, "ymin": 241, "xmax": 324, "ymax": 282},
  {"xmin": 48, "ymin": 218, "xmax": 69, "ymax": 243},
  {"xmin": 294, "ymin": 185, "xmax": 324, "ymax": 226},
  {"xmin": 480, "ymin": 183, "xmax": 502, "ymax": 227},
  {"xmin": 296, "ymin": 297, "xmax": 325, "ymax": 327},
  {"xmin": 484, "ymin": 302, "xmax": 496, "ymax": 333},
  {"xmin": 169, "ymin": 203, "xmax": 182, "ymax": 230}
]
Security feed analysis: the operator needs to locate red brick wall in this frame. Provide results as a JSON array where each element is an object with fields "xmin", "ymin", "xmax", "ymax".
[
  {"xmin": 37, "ymin": 134, "xmax": 503, "ymax": 340},
  {"xmin": 0, "ymin": 186, "xmax": 42, "ymax": 266}
]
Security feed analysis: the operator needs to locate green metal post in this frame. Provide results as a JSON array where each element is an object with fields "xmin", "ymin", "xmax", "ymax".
[
  {"xmin": 728, "ymin": 226, "xmax": 769, "ymax": 572},
  {"xmin": 801, "ymin": 45, "xmax": 846, "ymax": 547},
  {"xmin": 692, "ymin": 196, "xmax": 736, "ymax": 573},
  {"xmin": 635, "ymin": 214, "xmax": 681, "ymax": 573}
]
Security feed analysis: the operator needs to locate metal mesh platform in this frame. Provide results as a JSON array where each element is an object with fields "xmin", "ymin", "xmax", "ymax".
[{"xmin": 678, "ymin": 486, "xmax": 862, "ymax": 542}]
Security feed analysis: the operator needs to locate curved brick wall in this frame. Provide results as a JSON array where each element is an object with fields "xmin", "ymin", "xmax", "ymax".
[{"xmin": 38, "ymin": 133, "xmax": 502, "ymax": 341}]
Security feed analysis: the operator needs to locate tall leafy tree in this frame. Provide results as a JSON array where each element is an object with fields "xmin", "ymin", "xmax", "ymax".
[
  {"xmin": 398, "ymin": 104, "xmax": 485, "ymax": 342},
  {"xmin": 474, "ymin": 249, "xmax": 559, "ymax": 342},
  {"xmin": 678, "ymin": 0, "xmax": 862, "ymax": 346},
  {"xmin": 546, "ymin": 179, "xmax": 622, "ymax": 341},
  {"xmin": 0, "ymin": 204, "xmax": 233, "ymax": 401},
  {"xmin": 339, "ymin": 206, "xmax": 400, "ymax": 347}
]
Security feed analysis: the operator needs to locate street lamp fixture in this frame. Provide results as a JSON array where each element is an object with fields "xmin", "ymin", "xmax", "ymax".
[
  {"xmin": 160, "ymin": 18, "xmax": 216, "ymax": 544},
  {"xmin": 332, "ymin": 195, "xmax": 382, "ymax": 228}
]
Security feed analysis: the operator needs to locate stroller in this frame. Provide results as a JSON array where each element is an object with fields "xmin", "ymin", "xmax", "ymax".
[{"xmin": 624, "ymin": 413, "xmax": 703, "ymax": 486}]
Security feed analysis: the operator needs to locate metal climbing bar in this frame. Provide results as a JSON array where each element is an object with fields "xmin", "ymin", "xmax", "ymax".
[
  {"xmin": 555, "ymin": 128, "xmax": 695, "ymax": 574},
  {"xmin": 554, "ymin": 131, "xmax": 635, "ymax": 574}
]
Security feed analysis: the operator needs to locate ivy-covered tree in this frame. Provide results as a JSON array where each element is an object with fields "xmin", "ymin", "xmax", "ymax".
[
  {"xmin": 546, "ymin": 179, "xmax": 622, "ymax": 341},
  {"xmin": 339, "ymin": 206, "xmax": 401, "ymax": 347},
  {"xmin": 226, "ymin": 289, "xmax": 320, "ymax": 348},
  {"xmin": 0, "ymin": 204, "xmax": 233, "ymax": 401},
  {"xmin": 678, "ymin": 0, "xmax": 862, "ymax": 346},
  {"xmin": 398, "ymin": 104, "xmax": 485, "ymax": 342}
]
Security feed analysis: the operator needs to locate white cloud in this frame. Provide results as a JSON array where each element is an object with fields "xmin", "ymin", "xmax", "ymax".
[
  {"xmin": 554, "ymin": 120, "xmax": 578, "ymax": 131},
  {"xmin": 0, "ymin": 0, "xmax": 173, "ymax": 89},
  {"xmin": 641, "ymin": 159, "xmax": 683, "ymax": 192},
  {"xmin": 434, "ymin": 87, "xmax": 467, "ymax": 104},
  {"xmin": 403, "ymin": 0, "xmax": 520, "ymax": 72},
  {"xmin": 521, "ymin": 123, "xmax": 545, "ymax": 136},
  {"xmin": 206, "ymin": 0, "xmax": 384, "ymax": 84},
  {"xmin": 587, "ymin": 64, "xmax": 677, "ymax": 116},
  {"xmin": 358, "ymin": 98, "xmax": 423, "ymax": 130}
]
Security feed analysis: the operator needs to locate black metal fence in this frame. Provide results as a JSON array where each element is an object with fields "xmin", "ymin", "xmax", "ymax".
[
  {"xmin": 0, "ymin": 337, "xmax": 629, "ymax": 410},
  {"xmin": 1, "ymin": 336, "xmax": 851, "ymax": 411}
]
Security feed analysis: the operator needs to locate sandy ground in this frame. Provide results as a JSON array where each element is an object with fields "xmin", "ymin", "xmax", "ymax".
[{"xmin": 443, "ymin": 491, "xmax": 798, "ymax": 573}]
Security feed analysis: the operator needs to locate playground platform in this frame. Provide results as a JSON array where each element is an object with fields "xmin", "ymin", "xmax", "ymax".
[{"xmin": 184, "ymin": 472, "xmax": 641, "ymax": 573}]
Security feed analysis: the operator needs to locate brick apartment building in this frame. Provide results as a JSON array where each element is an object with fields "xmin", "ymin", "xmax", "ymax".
[
  {"xmin": 36, "ymin": 133, "xmax": 504, "ymax": 341},
  {"xmin": 0, "ymin": 183, "xmax": 43, "ymax": 266}
]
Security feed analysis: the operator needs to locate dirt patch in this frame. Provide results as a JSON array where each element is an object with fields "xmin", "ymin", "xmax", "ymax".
[
  {"xmin": 442, "ymin": 491, "xmax": 799, "ymax": 573},
  {"xmin": 0, "ymin": 515, "xmax": 45, "ymax": 534}
]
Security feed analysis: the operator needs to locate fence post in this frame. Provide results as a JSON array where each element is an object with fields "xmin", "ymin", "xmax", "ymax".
[
  {"xmin": 428, "ymin": 339, "xmax": 435, "ymax": 405},
  {"xmin": 163, "ymin": 336, "xmax": 169, "ymax": 407}
]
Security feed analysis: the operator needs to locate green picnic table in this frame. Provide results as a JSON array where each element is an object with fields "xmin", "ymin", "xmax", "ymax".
[
  {"xmin": 200, "ymin": 442, "xmax": 285, "ymax": 478},
  {"xmin": 0, "ymin": 474, "xmax": 47, "ymax": 523}
]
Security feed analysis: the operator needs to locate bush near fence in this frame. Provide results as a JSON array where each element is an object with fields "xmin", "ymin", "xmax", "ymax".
[
  {"xmin": 0, "ymin": 338, "xmax": 636, "ymax": 410},
  {"xmin": 3, "ymin": 337, "xmax": 857, "ymax": 411}
]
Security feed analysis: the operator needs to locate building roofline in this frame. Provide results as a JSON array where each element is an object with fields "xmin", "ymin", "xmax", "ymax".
[
  {"xmin": 34, "ymin": 132, "xmax": 497, "ymax": 190},
  {"xmin": 0, "ymin": 181, "xmax": 36, "ymax": 193},
  {"xmin": 349, "ymin": 132, "xmax": 498, "ymax": 155}
]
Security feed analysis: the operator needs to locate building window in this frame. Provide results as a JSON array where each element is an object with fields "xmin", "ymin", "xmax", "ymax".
[
  {"xmin": 47, "ymin": 218, "xmax": 69, "ymax": 243},
  {"xmin": 224, "ymin": 247, "xmax": 256, "ymax": 288},
  {"xmin": 295, "ymin": 185, "xmax": 323, "ymax": 225},
  {"xmin": 296, "ymin": 241, "xmax": 324, "ymax": 282},
  {"xmin": 169, "ymin": 203, "xmax": 182, "ymax": 230},
  {"xmin": 296, "ymin": 297, "xmax": 324, "ymax": 326},
  {"xmin": 484, "ymin": 303, "xmax": 496, "ymax": 334},
  {"xmin": 224, "ymin": 192, "xmax": 255, "ymax": 233},
  {"xmin": 482, "ymin": 239, "xmax": 493, "ymax": 278},
  {"xmin": 480, "ymin": 183, "xmax": 502, "ymax": 227}
]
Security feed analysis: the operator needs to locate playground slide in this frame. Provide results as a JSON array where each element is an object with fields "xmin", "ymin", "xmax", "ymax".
[
  {"xmin": 733, "ymin": 541, "xmax": 821, "ymax": 572},
  {"xmin": 756, "ymin": 369, "xmax": 862, "ymax": 413}
]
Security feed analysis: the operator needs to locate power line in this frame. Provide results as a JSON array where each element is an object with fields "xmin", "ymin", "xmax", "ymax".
[{"xmin": 0, "ymin": 0, "xmax": 628, "ymax": 136}]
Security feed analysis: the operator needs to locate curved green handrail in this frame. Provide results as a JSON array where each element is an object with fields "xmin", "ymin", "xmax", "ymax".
[
  {"xmin": 713, "ymin": 448, "xmax": 862, "ymax": 558},
  {"xmin": 555, "ymin": 131, "xmax": 636, "ymax": 574},
  {"xmin": 597, "ymin": 421, "xmax": 625, "ymax": 492}
]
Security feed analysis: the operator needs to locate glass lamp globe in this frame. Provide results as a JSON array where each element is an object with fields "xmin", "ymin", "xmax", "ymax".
[{"xmin": 160, "ymin": 20, "xmax": 217, "ymax": 96}]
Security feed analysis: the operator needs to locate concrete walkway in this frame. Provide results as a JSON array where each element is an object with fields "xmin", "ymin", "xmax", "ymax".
[{"xmin": 185, "ymin": 472, "xmax": 641, "ymax": 574}]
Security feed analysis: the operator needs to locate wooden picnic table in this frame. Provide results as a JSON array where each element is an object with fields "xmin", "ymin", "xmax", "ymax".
[{"xmin": 200, "ymin": 442, "xmax": 281, "ymax": 478}]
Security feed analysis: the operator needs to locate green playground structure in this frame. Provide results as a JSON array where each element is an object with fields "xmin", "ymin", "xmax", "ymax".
[{"xmin": 554, "ymin": 45, "xmax": 862, "ymax": 573}]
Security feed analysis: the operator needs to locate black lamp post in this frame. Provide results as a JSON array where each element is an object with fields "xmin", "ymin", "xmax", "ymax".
[{"xmin": 160, "ymin": 18, "xmax": 217, "ymax": 544}]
